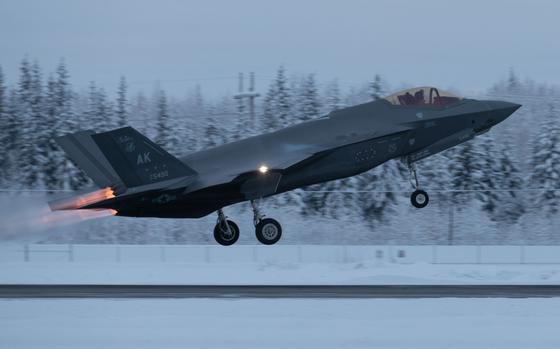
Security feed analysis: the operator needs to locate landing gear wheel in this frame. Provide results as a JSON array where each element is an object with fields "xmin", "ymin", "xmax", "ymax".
[
  {"xmin": 255, "ymin": 218, "xmax": 282, "ymax": 245},
  {"xmin": 213, "ymin": 220, "xmax": 240, "ymax": 246},
  {"xmin": 411, "ymin": 189, "xmax": 429, "ymax": 209}
]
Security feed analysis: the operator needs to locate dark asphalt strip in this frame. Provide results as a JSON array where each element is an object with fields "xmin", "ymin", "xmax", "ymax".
[{"xmin": 1, "ymin": 285, "xmax": 560, "ymax": 299}]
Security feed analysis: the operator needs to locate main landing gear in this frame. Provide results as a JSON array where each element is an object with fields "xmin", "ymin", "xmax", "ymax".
[
  {"xmin": 407, "ymin": 161, "xmax": 429, "ymax": 209},
  {"xmin": 213, "ymin": 209, "xmax": 240, "ymax": 246},
  {"xmin": 251, "ymin": 200, "xmax": 282, "ymax": 245},
  {"xmin": 212, "ymin": 200, "xmax": 282, "ymax": 246}
]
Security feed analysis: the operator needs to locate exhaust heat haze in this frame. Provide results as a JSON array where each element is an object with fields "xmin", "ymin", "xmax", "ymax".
[{"xmin": 0, "ymin": 192, "xmax": 116, "ymax": 243}]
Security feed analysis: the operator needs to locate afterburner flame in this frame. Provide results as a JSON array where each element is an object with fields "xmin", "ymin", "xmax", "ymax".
[
  {"xmin": 41, "ymin": 208, "xmax": 117, "ymax": 226},
  {"xmin": 50, "ymin": 187, "xmax": 116, "ymax": 211},
  {"xmin": 74, "ymin": 187, "xmax": 115, "ymax": 209}
]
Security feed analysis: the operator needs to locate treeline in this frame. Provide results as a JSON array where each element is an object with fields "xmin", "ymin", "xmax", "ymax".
[{"xmin": 1, "ymin": 59, "xmax": 559, "ymax": 244}]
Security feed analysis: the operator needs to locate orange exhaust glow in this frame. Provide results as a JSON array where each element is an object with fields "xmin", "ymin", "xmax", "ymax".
[
  {"xmin": 37, "ymin": 207, "xmax": 117, "ymax": 230},
  {"xmin": 50, "ymin": 187, "xmax": 116, "ymax": 211},
  {"xmin": 74, "ymin": 187, "xmax": 115, "ymax": 209}
]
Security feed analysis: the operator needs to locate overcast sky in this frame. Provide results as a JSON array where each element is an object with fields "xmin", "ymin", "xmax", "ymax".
[{"xmin": 1, "ymin": 0, "xmax": 559, "ymax": 97}]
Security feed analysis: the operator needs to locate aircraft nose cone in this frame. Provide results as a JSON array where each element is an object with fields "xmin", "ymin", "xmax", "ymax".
[
  {"xmin": 487, "ymin": 100, "xmax": 521, "ymax": 114},
  {"xmin": 486, "ymin": 100, "xmax": 521, "ymax": 123}
]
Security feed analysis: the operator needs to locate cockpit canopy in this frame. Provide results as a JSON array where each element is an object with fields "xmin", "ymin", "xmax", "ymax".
[{"xmin": 384, "ymin": 87, "xmax": 462, "ymax": 107}]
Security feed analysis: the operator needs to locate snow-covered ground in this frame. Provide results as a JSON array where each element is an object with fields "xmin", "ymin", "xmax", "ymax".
[
  {"xmin": 3, "ymin": 261, "xmax": 560, "ymax": 285},
  {"xmin": 1, "ymin": 298, "xmax": 559, "ymax": 348},
  {"xmin": 2, "ymin": 243, "xmax": 560, "ymax": 285}
]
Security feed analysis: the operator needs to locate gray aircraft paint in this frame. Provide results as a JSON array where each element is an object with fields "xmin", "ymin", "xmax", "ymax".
[{"xmin": 51, "ymin": 90, "xmax": 520, "ymax": 218}]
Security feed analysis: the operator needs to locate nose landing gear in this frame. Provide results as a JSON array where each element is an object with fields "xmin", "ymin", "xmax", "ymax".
[
  {"xmin": 411, "ymin": 189, "xmax": 429, "ymax": 208},
  {"xmin": 407, "ymin": 160, "xmax": 429, "ymax": 209}
]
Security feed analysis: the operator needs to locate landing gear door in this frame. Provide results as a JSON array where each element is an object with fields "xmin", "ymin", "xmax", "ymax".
[{"xmin": 240, "ymin": 172, "xmax": 282, "ymax": 200}]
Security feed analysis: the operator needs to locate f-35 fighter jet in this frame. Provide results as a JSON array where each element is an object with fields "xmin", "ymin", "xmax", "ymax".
[{"xmin": 51, "ymin": 86, "xmax": 520, "ymax": 245}]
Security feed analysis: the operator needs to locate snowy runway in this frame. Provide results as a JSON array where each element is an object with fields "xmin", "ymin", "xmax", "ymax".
[{"xmin": 1, "ymin": 298, "xmax": 559, "ymax": 348}]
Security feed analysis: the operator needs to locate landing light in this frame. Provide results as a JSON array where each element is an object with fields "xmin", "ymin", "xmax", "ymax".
[{"xmin": 259, "ymin": 165, "xmax": 269, "ymax": 174}]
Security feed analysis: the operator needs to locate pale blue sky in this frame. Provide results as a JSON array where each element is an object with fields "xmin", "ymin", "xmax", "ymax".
[{"xmin": 1, "ymin": 0, "xmax": 558, "ymax": 97}]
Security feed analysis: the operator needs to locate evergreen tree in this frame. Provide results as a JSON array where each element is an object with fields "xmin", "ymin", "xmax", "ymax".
[
  {"xmin": 507, "ymin": 68, "xmax": 519, "ymax": 93},
  {"xmin": 4, "ymin": 89, "xmax": 21, "ymax": 185},
  {"xmin": 155, "ymin": 90, "xmax": 171, "ymax": 148},
  {"xmin": 85, "ymin": 82, "xmax": 112, "ymax": 131},
  {"xmin": 0, "ymin": 66, "xmax": 9, "ymax": 184},
  {"xmin": 359, "ymin": 160, "xmax": 401, "ymax": 225},
  {"xmin": 492, "ymin": 140, "xmax": 525, "ymax": 224},
  {"xmin": 202, "ymin": 116, "xmax": 227, "ymax": 148},
  {"xmin": 262, "ymin": 66, "xmax": 291, "ymax": 132},
  {"xmin": 116, "ymin": 76, "xmax": 128, "ymax": 127},
  {"xmin": 299, "ymin": 74, "xmax": 329, "ymax": 215},
  {"xmin": 130, "ymin": 92, "xmax": 151, "ymax": 135},
  {"xmin": 418, "ymin": 152, "xmax": 450, "ymax": 204},
  {"xmin": 370, "ymin": 74, "xmax": 384, "ymax": 100},
  {"xmin": 17, "ymin": 58, "xmax": 42, "ymax": 188},
  {"xmin": 41, "ymin": 75, "xmax": 62, "ymax": 189},
  {"xmin": 55, "ymin": 60, "xmax": 90, "ymax": 190},
  {"xmin": 298, "ymin": 74, "xmax": 320, "ymax": 122},
  {"xmin": 262, "ymin": 84, "xmax": 278, "ymax": 132},
  {"xmin": 529, "ymin": 104, "xmax": 560, "ymax": 216},
  {"xmin": 475, "ymin": 134, "xmax": 500, "ymax": 215},
  {"xmin": 447, "ymin": 140, "xmax": 481, "ymax": 208},
  {"xmin": 324, "ymin": 79, "xmax": 342, "ymax": 113},
  {"xmin": 232, "ymin": 91, "xmax": 251, "ymax": 141},
  {"xmin": 84, "ymin": 82, "xmax": 99, "ymax": 129}
]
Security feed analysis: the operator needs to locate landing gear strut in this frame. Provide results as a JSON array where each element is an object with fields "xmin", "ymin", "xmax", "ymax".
[
  {"xmin": 407, "ymin": 161, "xmax": 429, "ymax": 209},
  {"xmin": 251, "ymin": 200, "xmax": 282, "ymax": 245},
  {"xmin": 213, "ymin": 209, "xmax": 240, "ymax": 246}
]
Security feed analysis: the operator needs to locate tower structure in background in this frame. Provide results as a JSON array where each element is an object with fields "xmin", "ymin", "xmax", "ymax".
[{"xmin": 233, "ymin": 72, "xmax": 260, "ymax": 129}]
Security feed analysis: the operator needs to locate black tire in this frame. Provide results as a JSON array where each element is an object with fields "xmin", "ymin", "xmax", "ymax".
[
  {"xmin": 213, "ymin": 220, "xmax": 240, "ymax": 246},
  {"xmin": 411, "ymin": 189, "xmax": 429, "ymax": 209},
  {"xmin": 255, "ymin": 218, "xmax": 282, "ymax": 245}
]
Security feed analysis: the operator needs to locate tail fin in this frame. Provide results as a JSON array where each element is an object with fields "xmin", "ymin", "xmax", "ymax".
[
  {"xmin": 57, "ymin": 127, "xmax": 197, "ymax": 189},
  {"xmin": 56, "ymin": 130, "xmax": 124, "ymax": 189}
]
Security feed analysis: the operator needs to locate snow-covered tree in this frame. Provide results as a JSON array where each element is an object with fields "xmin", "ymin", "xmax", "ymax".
[
  {"xmin": 40, "ymin": 75, "xmax": 62, "ymax": 189},
  {"xmin": 447, "ymin": 140, "xmax": 481, "ymax": 208},
  {"xmin": 474, "ymin": 134, "xmax": 500, "ymax": 215},
  {"xmin": 202, "ymin": 115, "xmax": 227, "ymax": 149},
  {"xmin": 359, "ymin": 160, "xmax": 403, "ymax": 226},
  {"xmin": 507, "ymin": 68, "xmax": 520, "ymax": 93},
  {"xmin": 529, "ymin": 104, "xmax": 560, "ymax": 216},
  {"xmin": 17, "ymin": 58, "xmax": 42, "ymax": 188},
  {"xmin": 130, "ymin": 92, "xmax": 151, "ymax": 135},
  {"xmin": 0, "ymin": 65, "xmax": 9, "ymax": 185},
  {"xmin": 116, "ymin": 76, "xmax": 128, "ymax": 127},
  {"xmin": 492, "ymin": 140, "xmax": 525, "ymax": 224},
  {"xmin": 3, "ymin": 89, "xmax": 20, "ymax": 185},
  {"xmin": 54, "ymin": 60, "xmax": 90, "ymax": 190},
  {"xmin": 297, "ymin": 74, "xmax": 320, "ymax": 122},
  {"xmin": 324, "ymin": 79, "xmax": 342, "ymax": 113},
  {"xmin": 370, "ymin": 74, "xmax": 384, "ymax": 100},
  {"xmin": 262, "ymin": 66, "xmax": 291, "ymax": 132},
  {"xmin": 299, "ymin": 74, "xmax": 330, "ymax": 215},
  {"xmin": 85, "ymin": 82, "xmax": 112, "ymax": 131},
  {"xmin": 155, "ymin": 90, "xmax": 172, "ymax": 148}
]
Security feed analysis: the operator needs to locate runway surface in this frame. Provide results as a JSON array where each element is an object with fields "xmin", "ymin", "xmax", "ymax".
[{"xmin": 2, "ymin": 284, "xmax": 560, "ymax": 298}]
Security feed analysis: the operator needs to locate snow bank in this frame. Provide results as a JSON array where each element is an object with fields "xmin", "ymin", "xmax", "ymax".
[{"xmin": 1, "ymin": 244, "xmax": 560, "ymax": 285}]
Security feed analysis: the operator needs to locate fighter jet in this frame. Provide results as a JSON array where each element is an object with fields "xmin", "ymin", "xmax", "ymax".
[{"xmin": 50, "ymin": 86, "xmax": 520, "ymax": 245}]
